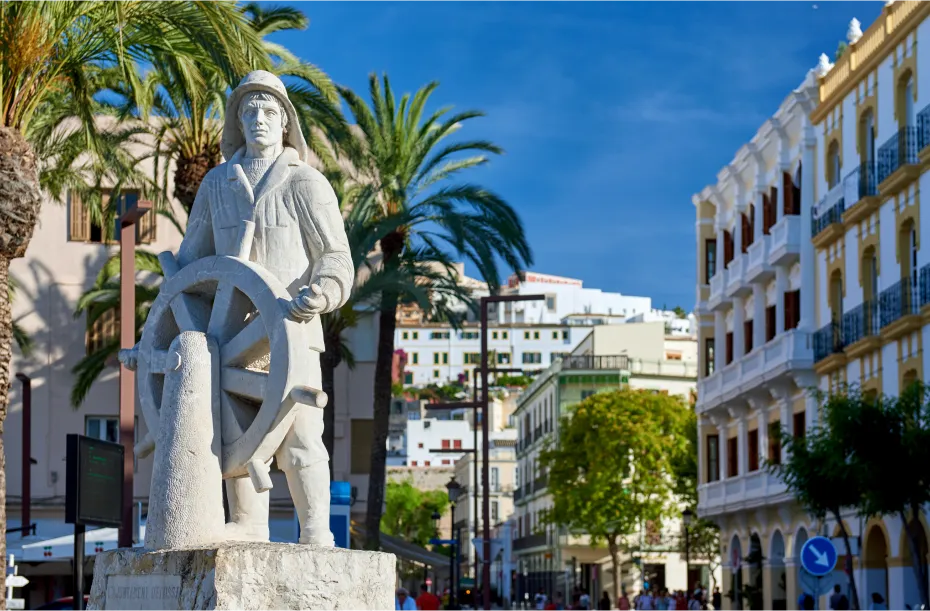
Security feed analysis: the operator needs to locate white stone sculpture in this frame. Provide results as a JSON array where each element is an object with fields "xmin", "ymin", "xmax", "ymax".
[
  {"xmin": 815, "ymin": 53, "xmax": 834, "ymax": 78},
  {"xmin": 120, "ymin": 70, "xmax": 354, "ymax": 549}
]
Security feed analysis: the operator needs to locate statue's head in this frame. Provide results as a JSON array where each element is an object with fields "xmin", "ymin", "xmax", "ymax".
[{"xmin": 222, "ymin": 70, "xmax": 308, "ymax": 162}]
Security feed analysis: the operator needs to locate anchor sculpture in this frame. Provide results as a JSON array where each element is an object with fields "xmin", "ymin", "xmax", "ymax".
[{"xmin": 120, "ymin": 70, "xmax": 353, "ymax": 549}]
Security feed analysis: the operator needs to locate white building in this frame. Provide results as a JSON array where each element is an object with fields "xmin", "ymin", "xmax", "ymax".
[
  {"xmin": 405, "ymin": 418, "xmax": 475, "ymax": 467},
  {"xmin": 693, "ymin": 57, "xmax": 819, "ymax": 611},
  {"xmin": 807, "ymin": 4, "xmax": 930, "ymax": 610},
  {"xmin": 512, "ymin": 322, "xmax": 701, "ymax": 601}
]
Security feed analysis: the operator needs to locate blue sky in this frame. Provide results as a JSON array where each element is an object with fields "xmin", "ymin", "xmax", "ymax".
[{"xmin": 269, "ymin": 1, "xmax": 884, "ymax": 311}]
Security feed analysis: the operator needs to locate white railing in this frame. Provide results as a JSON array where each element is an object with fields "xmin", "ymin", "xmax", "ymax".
[
  {"xmin": 769, "ymin": 215, "xmax": 801, "ymax": 264},
  {"xmin": 746, "ymin": 235, "xmax": 770, "ymax": 277},
  {"xmin": 725, "ymin": 255, "xmax": 745, "ymax": 295},
  {"xmin": 709, "ymin": 269, "xmax": 727, "ymax": 305},
  {"xmin": 699, "ymin": 470, "xmax": 788, "ymax": 516},
  {"xmin": 696, "ymin": 329, "xmax": 812, "ymax": 412},
  {"xmin": 627, "ymin": 359, "xmax": 699, "ymax": 378}
]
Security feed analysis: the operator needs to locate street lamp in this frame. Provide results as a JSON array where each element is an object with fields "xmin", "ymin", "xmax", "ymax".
[
  {"xmin": 682, "ymin": 508, "xmax": 694, "ymax": 591},
  {"xmin": 447, "ymin": 477, "xmax": 463, "ymax": 609}
]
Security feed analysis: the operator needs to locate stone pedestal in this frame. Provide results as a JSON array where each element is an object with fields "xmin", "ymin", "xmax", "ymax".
[{"xmin": 88, "ymin": 543, "xmax": 395, "ymax": 610}]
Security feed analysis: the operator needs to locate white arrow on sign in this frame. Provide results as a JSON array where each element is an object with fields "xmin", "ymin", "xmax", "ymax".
[
  {"xmin": 6, "ymin": 598, "xmax": 25, "ymax": 610},
  {"xmin": 811, "ymin": 546, "xmax": 830, "ymax": 567}
]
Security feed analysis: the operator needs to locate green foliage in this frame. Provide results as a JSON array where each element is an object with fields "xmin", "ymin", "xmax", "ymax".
[
  {"xmin": 415, "ymin": 383, "xmax": 465, "ymax": 402},
  {"xmin": 836, "ymin": 41, "xmax": 848, "ymax": 60},
  {"xmin": 381, "ymin": 480, "xmax": 449, "ymax": 548},
  {"xmin": 672, "ymin": 306, "xmax": 687, "ymax": 319},
  {"xmin": 495, "ymin": 374, "xmax": 532, "ymax": 388}
]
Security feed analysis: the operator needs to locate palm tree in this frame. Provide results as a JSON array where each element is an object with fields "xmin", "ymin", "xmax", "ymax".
[
  {"xmin": 339, "ymin": 74, "xmax": 533, "ymax": 550},
  {"xmin": 0, "ymin": 1, "xmax": 269, "ymax": 583}
]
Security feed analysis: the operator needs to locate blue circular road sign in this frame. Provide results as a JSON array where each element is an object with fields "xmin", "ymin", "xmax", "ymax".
[{"xmin": 800, "ymin": 536, "xmax": 838, "ymax": 577}]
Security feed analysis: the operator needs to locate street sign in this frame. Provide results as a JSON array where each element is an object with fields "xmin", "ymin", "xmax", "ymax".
[
  {"xmin": 798, "ymin": 570, "xmax": 835, "ymax": 597},
  {"xmin": 5, "ymin": 576, "xmax": 28, "ymax": 588},
  {"xmin": 801, "ymin": 536, "xmax": 838, "ymax": 577},
  {"xmin": 6, "ymin": 598, "xmax": 24, "ymax": 610}
]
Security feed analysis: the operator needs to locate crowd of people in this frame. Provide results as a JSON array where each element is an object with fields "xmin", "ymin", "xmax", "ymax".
[{"xmin": 527, "ymin": 584, "xmax": 721, "ymax": 611}]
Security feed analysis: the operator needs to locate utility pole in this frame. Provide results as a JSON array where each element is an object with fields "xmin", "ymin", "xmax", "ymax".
[{"xmin": 118, "ymin": 197, "xmax": 151, "ymax": 548}]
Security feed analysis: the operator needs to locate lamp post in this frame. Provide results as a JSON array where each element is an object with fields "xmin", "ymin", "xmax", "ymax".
[
  {"xmin": 682, "ymin": 508, "xmax": 693, "ymax": 591},
  {"xmin": 447, "ymin": 476, "xmax": 463, "ymax": 610},
  {"xmin": 431, "ymin": 511, "xmax": 442, "ymax": 589},
  {"xmin": 480, "ymin": 294, "xmax": 544, "ymax": 610}
]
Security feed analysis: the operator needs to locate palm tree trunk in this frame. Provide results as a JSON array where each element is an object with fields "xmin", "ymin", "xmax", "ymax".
[
  {"xmin": 321, "ymin": 327, "xmax": 342, "ymax": 480},
  {"xmin": 0, "ymin": 257, "xmax": 11, "ymax": 603},
  {"xmin": 365, "ymin": 288, "xmax": 399, "ymax": 550}
]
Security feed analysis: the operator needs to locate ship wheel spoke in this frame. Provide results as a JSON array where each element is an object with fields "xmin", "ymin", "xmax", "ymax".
[
  {"xmin": 221, "ymin": 367, "xmax": 268, "ymax": 403},
  {"xmin": 220, "ymin": 316, "xmax": 268, "ymax": 367}
]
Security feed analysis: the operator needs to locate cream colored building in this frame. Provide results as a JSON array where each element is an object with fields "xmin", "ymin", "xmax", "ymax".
[
  {"xmin": 808, "ymin": 3, "xmax": 930, "ymax": 609},
  {"xmin": 511, "ymin": 322, "xmax": 700, "ymax": 601}
]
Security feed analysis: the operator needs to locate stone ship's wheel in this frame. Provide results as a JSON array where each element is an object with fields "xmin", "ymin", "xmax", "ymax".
[{"xmin": 127, "ymin": 239, "xmax": 326, "ymax": 493}]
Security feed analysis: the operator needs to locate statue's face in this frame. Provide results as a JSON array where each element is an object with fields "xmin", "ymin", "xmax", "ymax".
[{"xmin": 240, "ymin": 96, "xmax": 285, "ymax": 149}]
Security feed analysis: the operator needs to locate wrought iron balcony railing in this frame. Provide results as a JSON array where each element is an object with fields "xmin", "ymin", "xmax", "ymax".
[
  {"xmin": 858, "ymin": 160, "xmax": 878, "ymax": 200},
  {"xmin": 842, "ymin": 300, "xmax": 880, "ymax": 346},
  {"xmin": 878, "ymin": 126, "xmax": 919, "ymax": 184},
  {"xmin": 879, "ymin": 276, "xmax": 920, "ymax": 329},
  {"xmin": 813, "ymin": 319, "xmax": 844, "ymax": 363},
  {"xmin": 811, "ymin": 197, "xmax": 845, "ymax": 238}
]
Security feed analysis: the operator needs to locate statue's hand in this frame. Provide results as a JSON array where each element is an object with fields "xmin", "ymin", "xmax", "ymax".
[
  {"xmin": 119, "ymin": 345, "xmax": 140, "ymax": 371},
  {"xmin": 287, "ymin": 283, "xmax": 326, "ymax": 322}
]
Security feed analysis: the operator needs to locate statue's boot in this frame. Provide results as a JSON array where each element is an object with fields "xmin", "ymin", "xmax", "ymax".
[
  {"xmin": 224, "ymin": 476, "xmax": 270, "ymax": 541},
  {"xmin": 284, "ymin": 461, "xmax": 334, "ymax": 546}
]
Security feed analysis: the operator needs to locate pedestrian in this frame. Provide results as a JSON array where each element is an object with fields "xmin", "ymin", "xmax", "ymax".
[
  {"xmin": 869, "ymin": 592, "xmax": 887, "ymax": 610},
  {"xmin": 687, "ymin": 591, "xmax": 703, "ymax": 611},
  {"xmin": 396, "ymin": 587, "xmax": 417, "ymax": 611},
  {"xmin": 536, "ymin": 588, "xmax": 548, "ymax": 611},
  {"xmin": 580, "ymin": 590, "xmax": 591, "ymax": 610},
  {"xmin": 598, "ymin": 591, "xmax": 611, "ymax": 610},
  {"xmin": 618, "ymin": 591, "xmax": 631, "ymax": 611},
  {"xmin": 417, "ymin": 584, "xmax": 441, "ymax": 611},
  {"xmin": 711, "ymin": 588, "xmax": 721, "ymax": 611},
  {"xmin": 829, "ymin": 584, "xmax": 850, "ymax": 610},
  {"xmin": 638, "ymin": 589, "xmax": 655, "ymax": 611}
]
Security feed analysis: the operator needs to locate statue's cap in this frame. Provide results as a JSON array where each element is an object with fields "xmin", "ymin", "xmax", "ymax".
[{"xmin": 222, "ymin": 70, "xmax": 308, "ymax": 163}]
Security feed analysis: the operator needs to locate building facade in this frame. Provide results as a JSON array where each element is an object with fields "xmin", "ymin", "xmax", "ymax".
[
  {"xmin": 808, "ymin": 3, "xmax": 930, "ymax": 609},
  {"xmin": 693, "ymin": 57, "xmax": 820, "ymax": 610},
  {"xmin": 511, "ymin": 322, "xmax": 700, "ymax": 602}
]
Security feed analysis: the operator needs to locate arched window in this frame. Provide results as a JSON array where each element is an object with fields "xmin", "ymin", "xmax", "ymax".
[{"xmin": 827, "ymin": 140, "xmax": 841, "ymax": 189}]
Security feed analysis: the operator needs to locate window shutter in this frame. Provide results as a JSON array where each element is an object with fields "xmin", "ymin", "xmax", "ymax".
[
  {"xmin": 783, "ymin": 172, "xmax": 793, "ymax": 215},
  {"xmin": 770, "ymin": 185, "xmax": 779, "ymax": 219},
  {"xmin": 69, "ymin": 191, "xmax": 90, "ymax": 241},
  {"xmin": 762, "ymin": 194, "xmax": 772, "ymax": 234},
  {"xmin": 138, "ymin": 203, "xmax": 157, "ymax": 244}
]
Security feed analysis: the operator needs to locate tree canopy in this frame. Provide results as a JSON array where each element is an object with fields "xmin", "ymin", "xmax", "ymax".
[{"xmin": 381, "ymin": 479, "xmax": 450, "ymax": 549}]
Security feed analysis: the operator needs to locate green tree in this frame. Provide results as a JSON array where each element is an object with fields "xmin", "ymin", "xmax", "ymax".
[
  {"xmin": 768, "ymin": 388, "xmax": 864, "ymax": 610},
  {"xmin": 381, "ymin": 479, "xmax": 449, "ymax": 547},
  {"xmin": 540, "ymin": 389, "xmax": 690, "ymax": 602},
  {"xmin": 671, "ymin": 407, "xmax": 720, "ymax": 590},
  {"xmin": 0, "ymin": 2, "xmax": 269, "ymax": 588},
  {"xmin": 846, "ymin": 382, "xmax": 930, "ymax": 609},
  {"xmin": 338, "ymin": 74, "xmax": 533, "ymax": 550}
]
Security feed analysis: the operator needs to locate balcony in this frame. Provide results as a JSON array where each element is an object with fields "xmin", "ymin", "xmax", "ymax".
[
  {"xmin": 514, "ymin": 487, "xmax": 523, "ymax": 503},
  {"xmin": 561, "ymin": 355, "xmax": 629, "ymax": 370},
  {"xmin": 696, "ymin": 329, "xmax": 812, "ymax": 413},
  {"xmin": 842, "ymin": 162, "xmax": 879, "ymax": 226},
  {"xmin": 513, "ymin": 532, "xmax": 550, "ymax": 552},
  {"xmin": 813, "ymin": 320, "xmax": 845, "ymax": 365},
  {"xmin": 879, "ymin": 276, "xmax": 922, "ymax": 340},
  {"xmin": 745, "ymin": 236, "xmax": 772, "ymax": 284},
  {"xmin": 708, "ymin": 268, "xmax": 728, "ymax": 310},
  {"xmin": 842, "ymin": 301, "xmax": 880, "ymax": 358},
  {"xmin": 877, "ymin": 126, "xmax": 919, "ymax": 195},
  {"xmin": 698, "ymin": 470, "xmax": 789, "ymax": 518},
  {"xmin": 725, "ymin": 255, "xmax": 749, "ymax": 298},
  {"xmin": 534, "ymin": 474, "xmax": 548, "ymax": 493},
  {"xmin": 811, "ymin": 195, "xmax": 845, "ymax": 249},
  {"xmin": 918, "ymin": 103, "xmax": 930, "ymax": 157},
  {"xmin": 768, "ymin": 215, "xmax": 801, "ymax": 266}
]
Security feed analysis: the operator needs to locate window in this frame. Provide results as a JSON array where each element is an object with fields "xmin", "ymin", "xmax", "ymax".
[
  {"xmin": 524, "ymin": 331, "xmax": 531, "ymax": 340},
  {"xmin": 704, "ymin": 338, "xmax": 715, "ymax": 376},
  {"xmin": 433, "ymin": 353, "xmax": 440, "ymax": 365},
  {"xmin": 418, "ymin": 443, "xmax": 424, "ymax": 449},
  {"xmin": 783, "ymin": 171, "xmax": 800, "ymax": 216},
  {"xmin": 727, "ymin": 436, "xmax": 738, "ymax": 477},
  {"xmin": 463, "ymin": 370, "xmax": 470, "ymax": 382},
  {"xmin": 87, "ymin": 308, "xmax": 119, "ymax": 356},
  {"xmin": 522, "ymin": 352, "xmax": 542, "ymax": 364},
  {"xmin": 430, "ymin": 331, "xmax": 450, "ymax": 340},
  {"xmin": 533, "ymin": 331, "xmax": 540, "ymax": 340},
  {"xmin": 827, "ymin": 140, "xmax": 841, "ymax": 189},
  {"xmin": 723, "ymin": 230, "xmax": 734, "ymax": 266},
  {"xmin": 725, "ymin": 332, "xmax": 734, "ymax": 365},
  {"xmin": 424, "ymin": 460, "xmax": 431, "ymax": 466},
  {"xmin": 665, "ymin": 351, "xmax": 682, "ymax": 361},
  {"xmin": 442, "ymin": 352, "xmax": 448, "ymax": 365},
  {"xmin": 402, "ymin": 332, "xmax": 409, "ymax": 340},
  {"xmin": 408, "ymin": 353, "xmax": 417, "ymax": 365},
  {"xmin": 464, "ymin": 352, "xmax": 480, "ymax": 365},
  {"xmin": 497, "ymin": 353, "xmax": 511, "ymax": 365},
  {"xmin": 412, "ymin": 332, "xmax": 419, "ymax": 340},
  {"xmin": 461, "ymin": 331, "xmax": 479, "ymax": 340},
  {"xmin": 502, "ymin": 331, "xmax": 509, "ymax": 340},
  {"xmin": 441, "ymin": 439, "xmax": 450, "ymax": 449},
  {"xmin": 442, "ymin": 459, "xmax": 450, "ymax": 465},
  {"xmin": 793, "ymin": 411, "xmax": 806, "ymax": 438},
  {"xmin": 546, "ymin": 295, "xmax": 556, "ymax": 311},
  {"xmin": 706, "ymin": 435, "xmax": 720, "ymax": 482},
  {"xmin": 552, "ymin": 331, "xmax": 559, "ymax": 340},
  {"xmin": 766, "ymin": 305, "xmax": 776, "ymax": 341},
  {"xmin": 433, "ymin": 370, "xmax": 440, "ymax": 379},
  {"xmin": 453, "ymin": 440, "xmax": 462, "ymax": 449},
  {"xmin": 741, "ymin": 209, "xmax": 753, "ymax": 253},
  {"xmin": 562, "ymin": 330, "xmax": 568, "ymax": 340},
  {"xmin": 784, "ymin": 290, "xmax": 800, "ymax": 331},
  {"xmin": 744, "ymin": 320, "xmax": 753, "ymax": 354},
  {"xmin": 86, "ymin": 416, "xmax": 119, "ymax": 443},
  {"xmin": 768, "ymin": 422, "xmax": 781, "ymax": 465},
  {"xmin": 411, "ymin": 460, "xmax": 418, "ymax": 466},
  {"xmin": 491, "ymin": 501, "xmax": 499, "ymax": 522},
  {"xmin": 491, "ymin": 467, "xmax": 499, "ymax": 489},
  {"xmin": 492, "ymin": 331, "xmax": 499, "ymax": 340},
  {"xmin": 69, "ymin": 189, "xmax": 156, "ymax": 244},
  {"xmin": 748, "ymin": 429, "xmax": 759, "ymax": 472},
  {"xmin": 704, "ymin": 238, "xmax": 717, "ymax": 283},
  {"xmin": 404, "ymin": 372, "xmax": 413, "ymax": 384},
  {"xmin": 763, "ymin": 192, "xmax": 776, "ymax": 235}
]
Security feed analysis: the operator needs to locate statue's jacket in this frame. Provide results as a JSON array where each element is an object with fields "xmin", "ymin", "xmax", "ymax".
[{"xmin": 177, "ymin": 145, "xmax": 353, "ymax": 352}]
